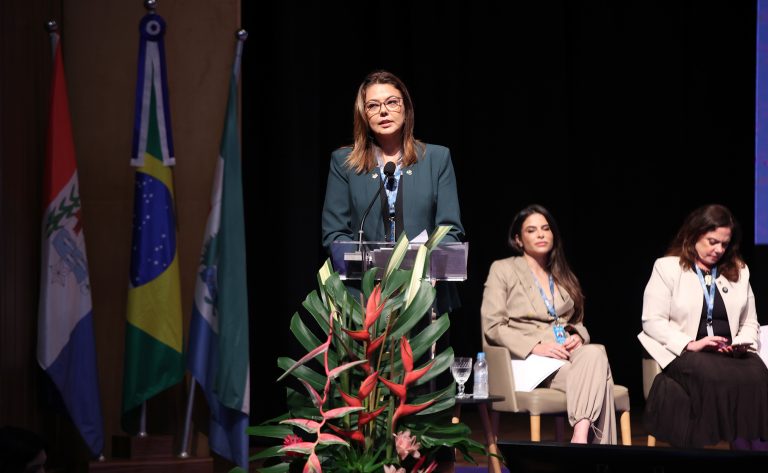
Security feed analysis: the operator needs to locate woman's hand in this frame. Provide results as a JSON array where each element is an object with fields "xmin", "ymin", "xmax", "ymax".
[
  {"xmin": 685, "ymin": 336, "xmax": 729, "ymax": 352},
  {"xmin": 532, "ymin": 342, "xmax": 570, "ymax": 360},
  {"xmin": 563, "ymin": 334, "xmax": 583, "ymax": 352}
]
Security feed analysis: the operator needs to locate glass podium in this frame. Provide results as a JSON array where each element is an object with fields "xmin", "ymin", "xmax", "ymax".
[{"xmin": 330, "ymin": 240, "xmax": 468, "ymax": 281}]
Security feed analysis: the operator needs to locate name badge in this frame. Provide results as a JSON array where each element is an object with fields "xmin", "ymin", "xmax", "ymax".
[{"xmin": 553, "ymin": 324, "xmax": 567, "ymax": 345}]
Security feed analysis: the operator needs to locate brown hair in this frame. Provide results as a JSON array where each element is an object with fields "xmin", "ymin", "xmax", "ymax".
[
  {"xmin": 345, "ymin": 70, "xmax": 424, "ymax": 174},
  {"xmin": 508, "ymin": 204, "xmax": 585, "ymax": 322},
  {"xmin": 666, "ymin": 204, "xmax": 744, "ymax": 282}
]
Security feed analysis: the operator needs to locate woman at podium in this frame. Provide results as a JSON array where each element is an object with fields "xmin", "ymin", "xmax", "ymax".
[{"xmin": 321, "ymin": 69, "xmax": 464, "ymax": 257}]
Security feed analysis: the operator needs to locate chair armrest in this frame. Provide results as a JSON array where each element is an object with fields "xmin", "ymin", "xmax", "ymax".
[
  {"xmin": 641, "ymin": 358, "xmax": 662, "ymax": 400},
  {"xmin": 485, "ymin": 345, "xmax": 520, "ymax": 412}
]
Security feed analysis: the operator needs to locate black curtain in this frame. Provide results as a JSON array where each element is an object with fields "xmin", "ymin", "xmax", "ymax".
[{"xmin": 242, "ymin": 1, "xmax": 766, "ymax": 427}]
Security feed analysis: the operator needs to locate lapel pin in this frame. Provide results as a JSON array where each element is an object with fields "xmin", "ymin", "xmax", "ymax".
[
  {"xmin": 406, "ymin": 169, "xmax": 412, "ymax": 175},
  {"xmin": 372, "ymin": 173, "xmax": 378, "ymax": 179},
  {"xmin": 722, "ymin": 287, "xmax": 728, "ymax": 293}
]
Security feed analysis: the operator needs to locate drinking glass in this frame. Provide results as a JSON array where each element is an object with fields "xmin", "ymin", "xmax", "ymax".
[{"xmin": 451, "ymin": 356, "xmax": 473, "ymax": 398}]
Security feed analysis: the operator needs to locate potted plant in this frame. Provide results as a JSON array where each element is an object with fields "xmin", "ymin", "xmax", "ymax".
[{"xmin": 244, "ymin": 227, "xmax": 485, "ymax": 473}]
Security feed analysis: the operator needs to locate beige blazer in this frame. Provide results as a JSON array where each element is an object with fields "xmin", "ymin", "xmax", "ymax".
[
  {"xmin": 637, "ymin": 256, "xmax": 759, "ymax": 369},
  {"xmin": 481, "ymin": 256, "xmax": 590, "ymax": 359}
]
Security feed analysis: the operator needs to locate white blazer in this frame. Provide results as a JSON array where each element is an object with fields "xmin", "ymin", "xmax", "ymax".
[{"xmin": 637, "ymin": 256, "xmax": 759, "ymax": 369}]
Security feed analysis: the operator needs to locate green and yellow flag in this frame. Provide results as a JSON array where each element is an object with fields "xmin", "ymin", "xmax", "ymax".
[{"xmin": 122, "ymin": 12, "xmax": 184, "ymax": 425}]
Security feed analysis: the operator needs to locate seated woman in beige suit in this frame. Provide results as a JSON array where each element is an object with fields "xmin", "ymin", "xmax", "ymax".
[
  {"xmin": 481, "ymin": 204, "xmax": 617, "ymax": 444},
  {"xmin": 638, "ymin": 204, "xmax": 768, "ymax": 449}
]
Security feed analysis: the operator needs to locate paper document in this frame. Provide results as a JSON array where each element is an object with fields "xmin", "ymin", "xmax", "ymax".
[
  {"xmin": 511, "ymin": 354, "xmax": 566, "ymax": 392},
  {"xmin": 411, "ymin": 230, "xmax": 429, "ymax": 243},
  {"xmin": 759, "ymin": 325, "xmax": 768, "ymax": 368}
]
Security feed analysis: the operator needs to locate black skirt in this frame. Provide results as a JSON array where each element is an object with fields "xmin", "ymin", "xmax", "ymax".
[{"xmin": 644, "ymin": 351, "xmax": 768, "ymax": 448}]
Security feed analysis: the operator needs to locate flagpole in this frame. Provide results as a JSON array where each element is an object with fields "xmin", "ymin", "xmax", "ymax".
[
  {"xmin": 139, "ymin": 402, "xmax": 147, "ymax": 437},
  {"xmin": 47, "ymin": 21, "xmax": 58, "ymax": 60},
  {"xmin": 178, "ymin": 28, "xmax": 248, "ymax": 460},
  {"xmin": 178, "ymin": 378, "xmax": 196, "ymax": 458}
]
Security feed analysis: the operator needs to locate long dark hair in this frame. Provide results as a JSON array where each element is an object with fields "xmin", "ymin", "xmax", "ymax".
[
  {"xmin": 508, "ymin": 204, "xmax": 585, "ymax": 322},
  {"xmin": 346, "ymin": 70, "xmax": 423, "ymax": 173},
  {"xmin": 666, "ymin": 204, "xmax": 744, "ymax": 282}
]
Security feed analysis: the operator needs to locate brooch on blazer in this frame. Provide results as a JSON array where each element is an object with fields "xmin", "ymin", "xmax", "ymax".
[
  {"xmin": 406, "ymin": 169, "xmax": 412, "ymax": 175},
  {"xmin": 372, "ymin": 173, "xmax": 378, "ymax": 179}
]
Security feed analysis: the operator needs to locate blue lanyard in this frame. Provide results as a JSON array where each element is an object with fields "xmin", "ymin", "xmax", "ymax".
[
  {"xmin": 694, "ymin": 265, "xmax": 718, "ymax": 325},
  {"xmin": 532, "ymin": 271, "xmax": 566, "ymax": 344},
  {"xmin": 531, "ymin": 271, "xmax": 558, "ymax": 321}
]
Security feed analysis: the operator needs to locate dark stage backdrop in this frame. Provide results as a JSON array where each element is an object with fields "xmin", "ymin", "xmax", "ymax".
[{"xmin": 241, "ymin": 1, "xmax": 768, "ymax": 427}]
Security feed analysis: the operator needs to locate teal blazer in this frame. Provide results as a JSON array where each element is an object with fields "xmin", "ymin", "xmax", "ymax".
[{"xmin": 321, "ymin": 143, "xmax": 465, "ymax": 252}]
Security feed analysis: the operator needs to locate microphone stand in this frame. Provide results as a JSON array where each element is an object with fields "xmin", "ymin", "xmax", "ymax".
[{"xmin": 357, "ymin": 189, "xmax": 381, "ymax": 271}]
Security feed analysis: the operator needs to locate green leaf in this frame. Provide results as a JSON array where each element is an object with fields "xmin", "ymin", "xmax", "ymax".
[
  {"xmin": 382, "ymin": 233, "xmax": 410, "ymax": 284},
  {"xmin": 361, "ymin": 267, "xmax": 377, "ymax": 297},
  {"xmin": 277, "ymin": 357, "xmax": 326, "ymax": 390},
  {"xmin": 413, "ymin": 347, "xmax": 453, "ymax": 386},
  {"xmin": 406, "ymin": 313, "xmax": 449, "ymax": 361},
  {"xmin": 380, "ymin": 269, "xmax": 411, "ymax": 300},
  {"xmin": 302, "ymin": 294, "xmax": 330, "ymax": 334},
  {"xmin": 411, "ymin": 382, "xmax": 455, "ymax": 415},
  {"xmin": 389, "ymin": 281, "xmax": 435, "ymax": 340},
  {"xmin": 254, "ymin": 463, "xmax": 291, "ymax": 473},
  {"xmin": 249, "ymin": 445, "xmax": 285, "ymax": 460},
  {"xmin": 246, "ymin": 424, "xmax": 295, "ymax": 439},
  {"xmin": 276, "ymin": 342, "xmax": 329, "ymax": 383},
  {"xmin": 404, "ymin": 245, "xmax": 428, "ymax": 308},
  {"xmin": 424, "ymin": 225, "xmax": 452, "ymax": 250},
  {"xmin": 290, "ymin": 313, "xmax": 337, "ymax": 367}
]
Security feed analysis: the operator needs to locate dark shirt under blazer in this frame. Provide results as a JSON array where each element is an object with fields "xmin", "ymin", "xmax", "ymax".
[{"xmin": 638, "ymin": 256, "xmax": 759, "ymax": 369}]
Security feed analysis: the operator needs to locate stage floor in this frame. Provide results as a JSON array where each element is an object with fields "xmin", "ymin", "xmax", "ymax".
[{"xmin": 244, "ymin": 403, "xmax": 744, "ymax": 473}]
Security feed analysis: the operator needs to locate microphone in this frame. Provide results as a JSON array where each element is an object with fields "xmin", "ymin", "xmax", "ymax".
[
  {"xmin": 358, "ymin": 162, "xmax": 395, "ymax": 252},
  {"xmin": 383, "ymin": 160, "xmax": 396, "ymax": 190}
]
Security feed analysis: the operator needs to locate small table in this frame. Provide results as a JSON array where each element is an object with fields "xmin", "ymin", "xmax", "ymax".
[{"xmin": 453, "ymin": 395, "xmax": 505, "ymax": 473}]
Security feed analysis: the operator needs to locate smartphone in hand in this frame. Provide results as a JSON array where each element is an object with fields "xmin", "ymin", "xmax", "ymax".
[{"xmin": 729, "ymin": 342, "xmax": 751, "ymax": 357}]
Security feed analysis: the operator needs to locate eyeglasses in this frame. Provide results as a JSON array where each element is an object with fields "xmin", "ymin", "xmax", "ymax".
[{"xmin": 364, "ymin": 96, "xmax": 403, "ymax": 115}]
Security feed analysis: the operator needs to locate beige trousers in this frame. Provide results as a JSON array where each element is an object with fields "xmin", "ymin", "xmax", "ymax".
[{"xmin": 546, "ymin": 343, "xmax": 617, "ymax": 444}]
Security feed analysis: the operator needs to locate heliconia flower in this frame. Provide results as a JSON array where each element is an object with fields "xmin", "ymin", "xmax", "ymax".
[
  {"xmin": 364, "ymin": 284, "xmax": 384, "ymax": 330},
  {"xmin": 404, "ymin": 361, "xmax": 434, "ymax": 385},
  {"xmin": 383, "ymin": 466, "xmax": 406, "ymax": 473},
  {"xmin": 400, "ymin": 337, "xmax": 414, "ymax": 373},
  {"xmin": 338, "ymin": 388, "xmax": 362, "ymax": 408},
  {"xmin": 394, "ymin": 429, "xmax": 421, "ymax": 461},
  {"xmin": 358, "ymin": 404, "xmax": 387, "ymax": 426},
  {"xmin": 280, "ymin": 418, "xmax": 322, "ymax": 433},
  {"xmin": 281, "ymin": 434, "xmax": 304, "ymax": 459},
  {"xmin": 357, "ymin": 371, "xmax": 379, "ymax": 399},
  {"xmin": 392, "ymin": 400, "xmax": 436, "ymax": 429},
  {"xmin": 366, "ymin": 334, "xmax": 385, "ymax": 359},
  {"xmin": 303, "ymin": 451, "xmax": 322, "ymax": 473},
  {"xmin": 327, "ymin": 423, "xmax": 366, "ymax": 444},
  {"xmin": 344, "ymin": 328, "xmax": 372, "ymax": 342},
  {"xmin": 378, "ymin": 376, "xmax": 406, "ymax": 400},
  {"xmin": 323, "ymin": 406, "xmax": 364, "ymax": 420}
]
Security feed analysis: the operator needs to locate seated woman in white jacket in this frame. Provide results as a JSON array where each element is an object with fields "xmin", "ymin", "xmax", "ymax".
[{"xmin": 638, "ymin": 204, "xmax": 768, "ymax": 449}]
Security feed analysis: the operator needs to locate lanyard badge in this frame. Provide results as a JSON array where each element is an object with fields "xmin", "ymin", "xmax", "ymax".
[
  {"xmin": 694, "ymin": 265, "xmax": 718, "ymax": 337},
  {"xmin": 532, "ymin": 271, "xmax": 567, "ymax": 345}
]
